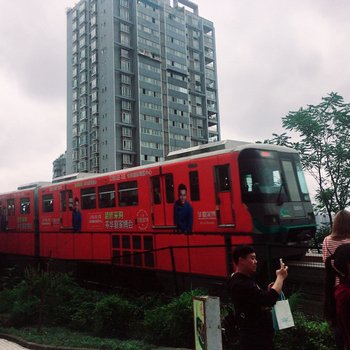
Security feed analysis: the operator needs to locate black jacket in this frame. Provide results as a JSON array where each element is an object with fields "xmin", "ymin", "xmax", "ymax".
[{"xmin": 228, "ymin": 272, "xmax": 279, "ymax": 332}]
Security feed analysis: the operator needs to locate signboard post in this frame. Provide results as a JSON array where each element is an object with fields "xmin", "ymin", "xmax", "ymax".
[{"xmin": 193, "ymin": 296, "xmax": 222, "ymax": 350}]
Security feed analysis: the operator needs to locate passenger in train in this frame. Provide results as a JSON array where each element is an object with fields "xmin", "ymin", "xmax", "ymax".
[
  {"xmin": 228, "ymin": 245, "xmax": 288, "ymax": 350},
  {"xmin": 324, "ymin": 243, "xmax": 350, "ymax": 350},
  {"xmin": 322, "ymin": 209, "xmax": 350, "ymax": 350},
  {"xmin": 173, "ymin": 184, "xmax": 193, "ymax": 234},
  {"xmin": 72, "ymin": 198, "xmax": 82, "ymax": 233}
]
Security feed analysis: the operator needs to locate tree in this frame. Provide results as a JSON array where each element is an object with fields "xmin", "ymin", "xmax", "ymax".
[{"xmin": 264, "ymin": 92, "xmax": 350, "ymax": 224}]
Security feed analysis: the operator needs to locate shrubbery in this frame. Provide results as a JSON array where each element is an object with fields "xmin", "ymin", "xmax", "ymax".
[
  {"xmin": 0, "ymin": 267, "xmax": 337, "ymax": 349},
  {"xmin": 275, "ymin": 312, "xmax": 335, "ymax": 350},
  {"xmin": 143, "ymin": 290, "xmax": 204, "ymax": 347},
  {"xmin": 93, "ymin": 294, "xmax": 139, "ymax": 338},
  {"xmin": 0, "ymin": 267, "xmax": 201, "ymax": 347}
]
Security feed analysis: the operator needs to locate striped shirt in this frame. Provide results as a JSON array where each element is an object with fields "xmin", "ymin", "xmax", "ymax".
[
  {"xmin": 322, "ymin": 236, "xmax": 350, "ymax": 262},
  {"xmin": 322, "ymin": 235, "xmax": 350, "ymax": 285}
]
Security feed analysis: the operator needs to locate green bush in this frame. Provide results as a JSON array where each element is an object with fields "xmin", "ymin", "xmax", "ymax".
[
  {"xmin": 143, "ymin": 289, "xmax": 205, "ymax": 348},
  {"xmin": 0, "ymin": 266, "xmax": 100, "ymax": 328},
  {"xmin": 93, "ymin": 294, "xmax": 138, "ymax": 338},
  {"xmin": 275, "ymin": 312, "xmax": 335, "ymax": 350},
  {"xmin": 71, "ymin": 300, "xmax": 97, "ymax": 331}
]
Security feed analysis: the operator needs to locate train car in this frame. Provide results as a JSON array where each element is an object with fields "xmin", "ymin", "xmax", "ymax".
[{"xmin": 0, "ymin": 140, "xmax": 316, "ymax": 283}]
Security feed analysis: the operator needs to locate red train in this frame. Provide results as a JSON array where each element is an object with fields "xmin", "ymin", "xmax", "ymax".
[{"xmin": 0, "ymin": 140, "xmax": 316, "ymax": 280}]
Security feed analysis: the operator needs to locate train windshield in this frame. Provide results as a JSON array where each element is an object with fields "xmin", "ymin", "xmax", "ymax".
[{"xmin": 239, "ymin": 149, "xmax": 309, "ymax": 203}]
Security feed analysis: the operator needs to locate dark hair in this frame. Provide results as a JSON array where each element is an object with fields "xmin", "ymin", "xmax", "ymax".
[
  {"xmin": 331, "ymin": 210, "xmax": 350, "ymax": 238},
  {"xmin": 178, "ymin": 184, "xmax": 187, "ymax": 194},
  {"xmin": 232, "ymin": 245, "xmax": 255, "ymax": 265},
  {"xmin": 324, "ymin": 243, "xmax": 350, "ymax": 325}
]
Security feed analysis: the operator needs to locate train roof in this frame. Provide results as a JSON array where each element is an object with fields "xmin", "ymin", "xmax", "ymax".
[
  {"xmin": 52, "ymin": 172, "xmax": 97, "ymax": 184},
  {"xmin": 17, "ymin": 182, "xmax": 51, "ymax": 191},
  {"xmin": 42, "ymin": 140, "xmax": 297, "ymax": 187},
  {"xmin": 1, "ymin": 140, "xmax": 298, "ymax": 194},
  {"xmin": 166, "ymin": 139, "xmax": 297, "ymax": 160}
]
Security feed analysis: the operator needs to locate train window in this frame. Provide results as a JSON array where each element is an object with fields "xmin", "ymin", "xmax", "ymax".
[
  {"xmin": 7, "ymin": 199, "xmax": 15, "ymax": 216},
  {"xmin": 98, "ymin": 184, "xmax": 116, "ymax": 208},
  {"xmin": 112, "ymin": 235, "xmax": 120, "ymax": 248},
  {"xmin": 132, "ymin": 236, "xmax": 141, "ymax": 249},
  {"xmin": 282, "ymin": 160, "xmax": 301, "ymax": 202},
  {"xmin": 81, "ymin": 187, "xmax": 96, "ymax": 209},
  {"xmin": 151, "ymin": 177, "xmax": 161, "ymax": 204},
  {"xmin": 122, "ymin": 235, "xmax": 131, "ymax": 249},
  {"xmin": 165, "ymin": 174, "xmax": 174, "ymax": 203},
  {"xmin": 295, "ymin": 160, "xmax": 310, "ymax": 201},
  {"xmin": 118, "ymin": 181, "xmax": 138, "ymax": 206},
  {"xmin": 215, "ymin": 165, "xmax": 231, "ymax": 192},
  {"xmin": 20, "ymin": 198, "xmax": 30, "ymax": 214},
  {"xmin": 42, "ymin": 194, "xmax": 54, "ymax": 213},
  {"xmin": 189, "ymin": 171, "xmax": 200, "ymax": 201},
  {"xmin": 144, "ymin": 236, "xmax": 153, "ymax": 250}
]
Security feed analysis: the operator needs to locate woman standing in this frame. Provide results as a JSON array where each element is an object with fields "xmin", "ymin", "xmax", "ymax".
[
  {"xmin": 324, "ymin": 243, "xmax": 350, "ymax": 350},
  {"xmin": 323, "ymin": 210, "xmax": 350, "ymax": 350},
  {"xmin": 323, "ymin": 210, "xmax": 350, "ymax": 263}
]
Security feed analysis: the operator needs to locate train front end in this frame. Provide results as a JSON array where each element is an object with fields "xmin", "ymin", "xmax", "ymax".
[{"xmin": 238, "ymin": 145, "xmax": 316, "ymax": 243}]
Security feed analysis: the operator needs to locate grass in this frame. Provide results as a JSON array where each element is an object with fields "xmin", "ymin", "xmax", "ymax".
[{"xmin": 0, "ymin": 326, "xmax": 154, "ymax": 350}]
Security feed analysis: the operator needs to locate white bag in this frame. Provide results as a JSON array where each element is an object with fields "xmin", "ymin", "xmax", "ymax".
[{"xmin": 272, "ymin": 292, "xmax": 295, "ymax": 330}]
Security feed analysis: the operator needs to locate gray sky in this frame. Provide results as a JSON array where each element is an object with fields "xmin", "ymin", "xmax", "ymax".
[{"xmin": 1, "ymin": 0, "xmax": 350, "ymax": 193}]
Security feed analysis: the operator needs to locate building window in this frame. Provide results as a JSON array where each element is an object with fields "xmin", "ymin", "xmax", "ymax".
[
  {"xmin": 122, "ymin": 111, "xmax": 131, "ymax": 123},
  {"xmin": 122, "ymin": 127, "xmax": 132, "ymax": 137},
  {"xmin": 122, "ymin": 139, "xmax": 132, "ymax": 150},
  {"xmin": 91, "ymin": 91, "xmax": 98, "ymax": 102},
  {"xmin": 121, "ymin": 58, "xmax": 131, "ymax": 72},
  {"xmin": 123, "ymin": 154, "xmax": 132, "ymax": 165},
  {"xmin": 121, "ymin": 0, "xmax": 129, "ymax": 7},
  {"xmin": 120, "ymin": 32, "xmax": 130, "ymax": 45},
  {"xmin": 121, "ymin": 48, "xmax": 130, "ymax": 58},
  {"xmin": 121, "ymin": 74, "xmax": 131, "ymax": 84},
  {"xmin": 122, "ymin": 100, "xmax": 131, "ymax": 110},
  {"xmin": 91, "ymin": 52, "xmax": 97, "ymax": 64},
  {"xmin": 120, "ymin": 7, "xmax": 130, "ymax": 20},
  {"xmin": 120, "ymin": 23, "xmax": 130, "ymax": 33},
  {"xmin": 121, "ymin": 84, "xmax": 131, "ymax": 97}
]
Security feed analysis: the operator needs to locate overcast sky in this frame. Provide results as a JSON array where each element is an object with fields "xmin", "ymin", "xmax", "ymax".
[{"xmin": 0, "ymin": 0, "xmax": 350, "ymax": 193}]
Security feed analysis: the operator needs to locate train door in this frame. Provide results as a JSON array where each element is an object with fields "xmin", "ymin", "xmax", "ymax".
[
  {"xmin": 214, "ymin": 164, "xmax": 235, "ymax": 227},
  {"xmin": 60, "ymin": 189, "xmax": 73, "ymax": 228},
  {"xmin": 150, "ymin": 173, "xmax": 175, "ymax": 228}
]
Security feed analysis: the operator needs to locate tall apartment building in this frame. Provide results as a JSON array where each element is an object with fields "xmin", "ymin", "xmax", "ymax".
[{"xmin": 66, "ymin": 0, "xmax": 220, "ymax": 174}]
